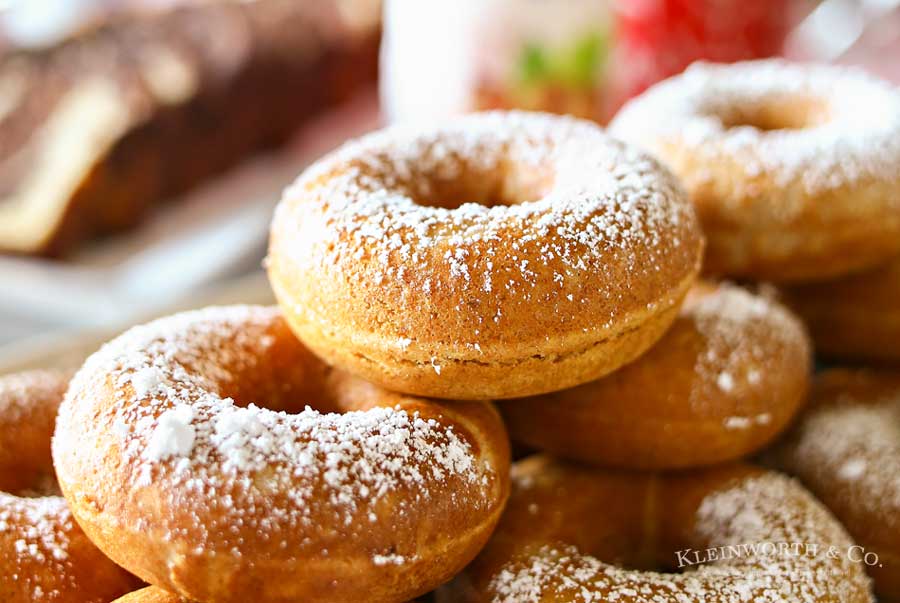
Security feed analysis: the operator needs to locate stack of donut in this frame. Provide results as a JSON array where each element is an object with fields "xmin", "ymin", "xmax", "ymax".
[
  {"xmin": 3, "ymin": 63, "xmax": 898, "ymax": 602},
  {"xmin": 610, "ymin": 59, "xmax": 900, "ymax": 603}
]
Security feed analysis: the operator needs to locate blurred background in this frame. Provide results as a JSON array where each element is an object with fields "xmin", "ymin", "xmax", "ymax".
[{"xmin": 0, "ymin": 0, "xmax": 898, "ymax": 366}]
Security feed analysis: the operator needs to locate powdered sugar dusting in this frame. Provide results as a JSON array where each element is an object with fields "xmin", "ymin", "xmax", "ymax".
[
  {"xmin": 838, "ymin": 458, "xmax": 867, "ymax": 481},
  {"xmin": 779, "ymin": 386, "xmax": 900, "ymax": 528},
  {"xmin": 57, "ymin": 306, "xmax": 495, "ymax": 558},
  {"xmin": 1, "ymin": 494, "xmax": 71, "ymax": 563},
  {"xmin": 0, "ymin": 494, "xmax": 79, "ymax": 600},
  {"xmin": 0, "ymin": 370, "xmax": 64, "ymax": 423},
  {"xmin": 144, "ymin": 404, "xmax": 196, "ymax": 462},
  {"xmin": 489, "ymin": 474, "xmax": 871, "ymax": 603},
  {"xmin": 723, "ymin": 413, "xmax": 771, "ymax": 430},
  {"xmin": 611, "ymin": 59, "xmax": 900, "ymax": 198},
  {"xmin": 372, "ymin": 553, "xmax": 416, "ymax": 566},
  {"xmin": 129, "ymin": 366, "xmax": 162, "ymax": 399},
  {"xmin": 716, "ymin": 371, "xmax": 735, "ymax": 392},
  {"xmin": 688, "ymin": 285, "xmax": 808, "ymax": 410}
]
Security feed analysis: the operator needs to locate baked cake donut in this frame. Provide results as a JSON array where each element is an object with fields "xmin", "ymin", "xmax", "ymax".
[
  {"xmin": 53, "ymin": 306, "xmax": 510, "ymax": 603},
  {"xmin": 113, "ymin": 586, "xmax": 431, "ymax": 603},
  {"xmin": 770, "ymin": 369, "xmax": 900, "ymax": 602},
  {"xmin": 499, "ymin": 283, "xmax": 811, "ymax": 469},
  {"xmin": 610, "ymin": 59, "xmax": 900, "ymax": 282},
  {"xmin": 113, "ymin": 588, "xmax": 187, "ymax": 603},
  {"xmin": 0, "ymin": 370, "xmax": 138, "ymax": 602},
  {"xmin": 782, "ymin": 256, "xmax": 900, "ymax": 363},
  {"xmin": 268, "ymin": 111, "xmax": 704, "ymax": 399},
  {"xmin": 443, "ymin": 455, "xmax": 873, "ymax": 603}
]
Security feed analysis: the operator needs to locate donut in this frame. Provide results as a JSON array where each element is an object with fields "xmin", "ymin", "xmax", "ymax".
[
  {"xmin": 609, "ymin": 59, "xmax": 900, "ymax": 282},
  {"xmin": 0, "ymin": 370, "xmax": 138, "ymax": 603},
  {"xmin": 443, "ymin": 455, "xmax": 873, "ymax": 603},
  {"xmin": 113, "ymin": 586, "xmax": 432, "ymax": 603},
  {"xmin": 781, "ymin": 255, "xmax": 900, "ymax": 363},
  {"xmin": 53, "ymin": 305, "xmax": 510, "ymax": 603},
  {"xmin": 268, "ymin": 111, "xmax": 704, "ymax": 400},
  {"xmin": 499, "ymin": 283, "xmax": 811, "ymax": 469},
  {"xmin": 113, "ymin": 588, "xmax": 187, "ymax": 603},
  {"xmin": 769, "ymin": 369, "xmax": 900, "ymax": 602}
]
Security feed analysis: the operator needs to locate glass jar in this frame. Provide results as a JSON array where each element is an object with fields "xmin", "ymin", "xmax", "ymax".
[
  {"xmin": 382, "ymin": 0, "xmax": 792, "ymax": 124},
  {"xmin": 382, "ymin": 0, "xmax": 613, "ymax": 123}
]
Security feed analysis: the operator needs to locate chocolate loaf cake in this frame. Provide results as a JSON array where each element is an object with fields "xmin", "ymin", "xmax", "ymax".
[{"xmin": 0, "ymin": 0, "xmax": 380, "ymax": 257}]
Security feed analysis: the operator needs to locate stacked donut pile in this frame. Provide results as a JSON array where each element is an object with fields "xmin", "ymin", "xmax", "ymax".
[{"xmin": 1, "ymin": 60, "xmax": 899, "ymax": 603}]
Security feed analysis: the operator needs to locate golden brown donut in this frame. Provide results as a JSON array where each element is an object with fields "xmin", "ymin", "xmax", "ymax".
[
  {"xmin": 610, "ymin": 59, "xmax": 900, "ymax": 283},
  {"xmin": 769, "ymin": 369, "xmax": 900, "ymax": 602},
  {"xmin": 499, "ymin": 283, "xmax": 811, "ymax": 469},
  {"xmin": 114, "ymin": 586, "xmax": 432, "ymax": 603},
  {"xmin": 443, "ymin": 455, "xmax": 873, "ymax": 603},
  {"xmin": 781, "ymin": 256, "xmax": 900, "ymax": 363},
  {"xmin": 0, "ymin": 370, "xmax": 139, "ymax": 602},
  {"xmin": 53, "ymin": 306, "xmax": 510, "ymax": 603},
  {"xmin": 113, "ymin": 588, "xmax": 189, "ymax": 603},
  {"xmin": 268, "ymin": 110, "xmax": 704, "ymax": 399}
]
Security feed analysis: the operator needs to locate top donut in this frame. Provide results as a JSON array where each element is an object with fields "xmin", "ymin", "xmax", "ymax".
[
  {"xmin": 269, "ymin": 111, "xmax": 703, "ymax": 399},
  {"xmin": 611, "ymin": 59, "xmax": 900, "ymax": 282}
]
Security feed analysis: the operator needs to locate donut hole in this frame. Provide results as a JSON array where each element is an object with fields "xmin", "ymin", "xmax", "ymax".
[
  {"xmin": 587, "ymin": 547, "xmax": 675, "ymax": 574},
  {"xmin": 211, "ymin": 337, "xmax": 344, "ymax": 415},
  {"xmin": 0, "ymin": 460, "xmax": 59, "ymax": 496},
  {"xmin": 8, "ymin": 473, "xmax": 61, "ymax": 498},
  {"xmin": 201, "ymin": 321, "xmax": 388, "ymax": 417},
  {"xmin": 576, "ymin": 536, "xmax": 687, "ymax": 574},
  {"xmin": 407, "ymin": 159, "xmax": 554, "ymax": 209},
  {"xmin": 0, "ymin": 427, "xmax": 57, "ymax": 495},
  {"xmin": 718, "ymin": 97, "xmax": 830, "ymax": 132}
]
